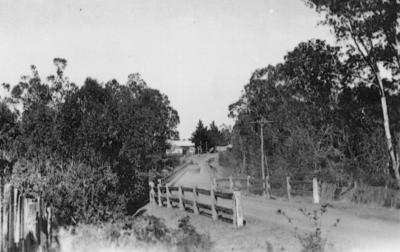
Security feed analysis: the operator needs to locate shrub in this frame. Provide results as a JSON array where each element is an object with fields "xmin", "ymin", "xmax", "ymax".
[
  {"xmin": 277, "ymin": 205, "xmax": 340, "ymax": 252},
  {"xmin": 175, "ymin": 216, "xmax": 213, "ymax": 252}
]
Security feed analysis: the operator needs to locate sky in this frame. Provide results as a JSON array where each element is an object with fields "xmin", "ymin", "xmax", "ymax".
[{"xmin": 0, "ymin": 0, "xmax": 333, "ymax": 139}]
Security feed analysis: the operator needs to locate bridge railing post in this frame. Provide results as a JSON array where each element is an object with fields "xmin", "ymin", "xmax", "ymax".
[
  {"xmin": 166, "ymin": 184, "xmax": 172, "ymax": 208},
  {"xmin": 192, "ymin": 187, "xmax": 199, "ymax": 215},
  {"xmin": 210, "ymin": 183, "xmax": 217, "ymax": 221},
  {"xmin": 178, "ymin": 186, "xmax": 184, "ymax": 210},
  {"xmin": 232, "ymin": 190, "xmax": 244, "ymax": 228}
]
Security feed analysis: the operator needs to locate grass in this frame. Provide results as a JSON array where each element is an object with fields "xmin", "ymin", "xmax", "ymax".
[{"xmin": 56, "ymin": 214, "xmax": 213, "ymax": 252}]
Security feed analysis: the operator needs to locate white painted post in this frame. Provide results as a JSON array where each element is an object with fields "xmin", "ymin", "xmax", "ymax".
[
  {"xmin": 286, "ymin": 176, "xmax": 291, "ymax": 201},
  {"xmin": 210, "ymin": 183, "xmax": 217, "ymax": 221},
  {"xmin": 232, "ymin": 190, "xmax": 244, "ymax": 228},
  {"xmin": 166, "ymin": 184, "xmax": 172, "ymax": 208},
  {"xmin": 157, "ymin": 179, "xmax": 162, "ymax": 207},
  {"xmin": 313, "ymin": 177, "xmax": 320, "ymax": 204},
  {"xmin": 229, "ymin": 176, "xmax": 233, "ymax": 191},
  {"xmin": 178, "ymin": 186, "xmax": 184, "ymax": 210},
  {"xmin": 193, "ymin": 187, "xmax": 199, "ymax": 215}
]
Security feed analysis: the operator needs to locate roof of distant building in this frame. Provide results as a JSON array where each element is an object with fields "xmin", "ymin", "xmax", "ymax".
[{"xmin": 167, "ymin": 140, "xmax": 194, "ymax": 147}]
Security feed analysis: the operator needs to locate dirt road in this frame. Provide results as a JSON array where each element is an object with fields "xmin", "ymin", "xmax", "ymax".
[{"xmin": 153, "ymin": 153, "xmax": 400, "ymax": 252}]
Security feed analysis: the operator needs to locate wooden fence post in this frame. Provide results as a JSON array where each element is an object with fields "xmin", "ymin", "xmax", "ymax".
[
  {"xmin": 246, "ymin": 176, "xmax": 250, "ymax": 193},
  {"xmin": 232, "ymin": 190, "xmax": 244, "ymax": 228},
  {"xmin": 166, "ymin": 184, "xmax": 172, "ymax": 208},
  {"xmin": 313, "ymin": 177, "xmax": 320, "ymax": 204},
  {"xmin": 149, "ymin": 181, "xmax": 155, "ymax": 204},
  {"xmin": 229, "ymin": 176, "xmax": 233, "ymax": 191},
  {"xmin": 286, "ymin": 176, "xmax": 291, "ymax": 201},
  {"xmin": 210, "ymin": 183, "xmax": 217, "ymax": 221},
  {"xmin": 265, "ymin": 175, "xmax": 271, "ymax": 199},
  {"xmin": 192, "ymin": 187, "xmax": 199, "ymax": 215},
  {"xmin": 157, "ymin": 179, "xmax": 162, "ymax": 207},
  {"xmin": 178, "ymin": 186, "xmax": 184, "ymax": 210}
]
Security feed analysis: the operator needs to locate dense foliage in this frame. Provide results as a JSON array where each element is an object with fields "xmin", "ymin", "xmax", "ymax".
[
  {"xmin": 306, "ymin": 0, "xmax": 400, "ymax": 186},
  {"xmin": 228, "ymin": 38, "xmax": 399, "ymax": 188},
  {"xmin": 0, "ymin": 60, "xmax": 179, "ymax": 225},
  {"xmin": 190, "ymin": 120, "xmax": 231, "ymax": 153}
]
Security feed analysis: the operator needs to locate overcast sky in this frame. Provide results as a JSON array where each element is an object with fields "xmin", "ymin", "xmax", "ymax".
[{"xmin": 0, "ymin": 0, "xmax": 333, "ymax": 139}]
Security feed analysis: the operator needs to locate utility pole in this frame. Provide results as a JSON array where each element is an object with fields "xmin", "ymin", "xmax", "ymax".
[{"xmin": 250, "ymin": 118, "xmax": 272, "ymax": 198}]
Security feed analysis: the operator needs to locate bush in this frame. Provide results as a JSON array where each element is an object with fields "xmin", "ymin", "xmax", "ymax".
[
  {"xmin": 277, "ymin": 205, "xmax": 340, "ymax": 252},
  {"xmin": 175, "ymin": 216, "xmax": 213, "ymax": 252}
]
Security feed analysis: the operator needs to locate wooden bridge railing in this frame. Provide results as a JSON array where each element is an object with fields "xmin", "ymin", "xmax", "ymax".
[
  {"xmin": 160, "ymin": 161, "xmax": 193, "ymax": 185},
  {"xmin": 149, "ymin": 180, "xmax": 244, "ymax": 228}
]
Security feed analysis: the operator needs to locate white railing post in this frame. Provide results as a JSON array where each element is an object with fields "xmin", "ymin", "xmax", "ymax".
[
  {"xmin": 232, "ymin": 190, "xmax": 244, "ymax": 228},
  {"xmin": 229, "ymin": 176, "xmax": 233, "ymax": 191},
  {"xmin": 313, "ymin": 177, "xmax": 320, "ymax": 204}
]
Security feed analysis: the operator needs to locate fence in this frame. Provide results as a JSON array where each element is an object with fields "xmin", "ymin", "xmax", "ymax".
[
  {"xmin": 0, "ymin": 181, "xmax": 52, "ymax": 252},
  {"xmin": 149, "ymin": 180, "xmax": 244, "ymax": 228},
  {"xmin": 215, "ymin": 175, "xmax": 320, "ymax": 204}
]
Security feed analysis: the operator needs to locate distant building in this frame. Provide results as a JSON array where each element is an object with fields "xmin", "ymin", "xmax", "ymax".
[
  {"xmin": 166, "ymin": 140, "xmax": 195, "ymax": 156},
  {"xmin": 215, "ymin": 144, "xmax": 233, "ymax": 152}
]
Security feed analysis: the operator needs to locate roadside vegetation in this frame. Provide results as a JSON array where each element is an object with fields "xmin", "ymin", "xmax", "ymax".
[
  {"xmin": 278, "ymin": 205, "xmax": 340, "ymax": 252},
  {"xmin": 221, "ymin": 0, "xmax": 400, "ymax": 207},
  {"xmin": 0, "ymin": 59, "xmax": 180, "ymax": 226},
  {"xmin": 57, "ymin": 215, "xmax": 213, "ymax": 252}
]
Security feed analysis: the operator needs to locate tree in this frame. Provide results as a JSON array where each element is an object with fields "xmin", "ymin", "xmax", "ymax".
[
  {"xmin": 3, "ymin": 59, "xmax": 180, "ymax": 224},
  {"xmin": 306, "ymin": 0, "xmax": 400, "ymax": 187},
  {"xmin": 0, "ymin": 101, "xmax": 18, "ymax": 176},
  {"xmin": 190, "ymin": 120, "xmax": 209, "ymax": 153}
]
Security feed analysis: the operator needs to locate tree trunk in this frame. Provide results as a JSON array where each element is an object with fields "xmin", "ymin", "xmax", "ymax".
[{"xmin": 376, "ymin": 69, "xmax": 400, "ymax": 188}]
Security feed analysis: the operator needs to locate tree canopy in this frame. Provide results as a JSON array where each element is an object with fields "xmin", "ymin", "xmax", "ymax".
[{"xmin": 0, "ymin": 59, "xmax": 180, "ymax": 224}]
